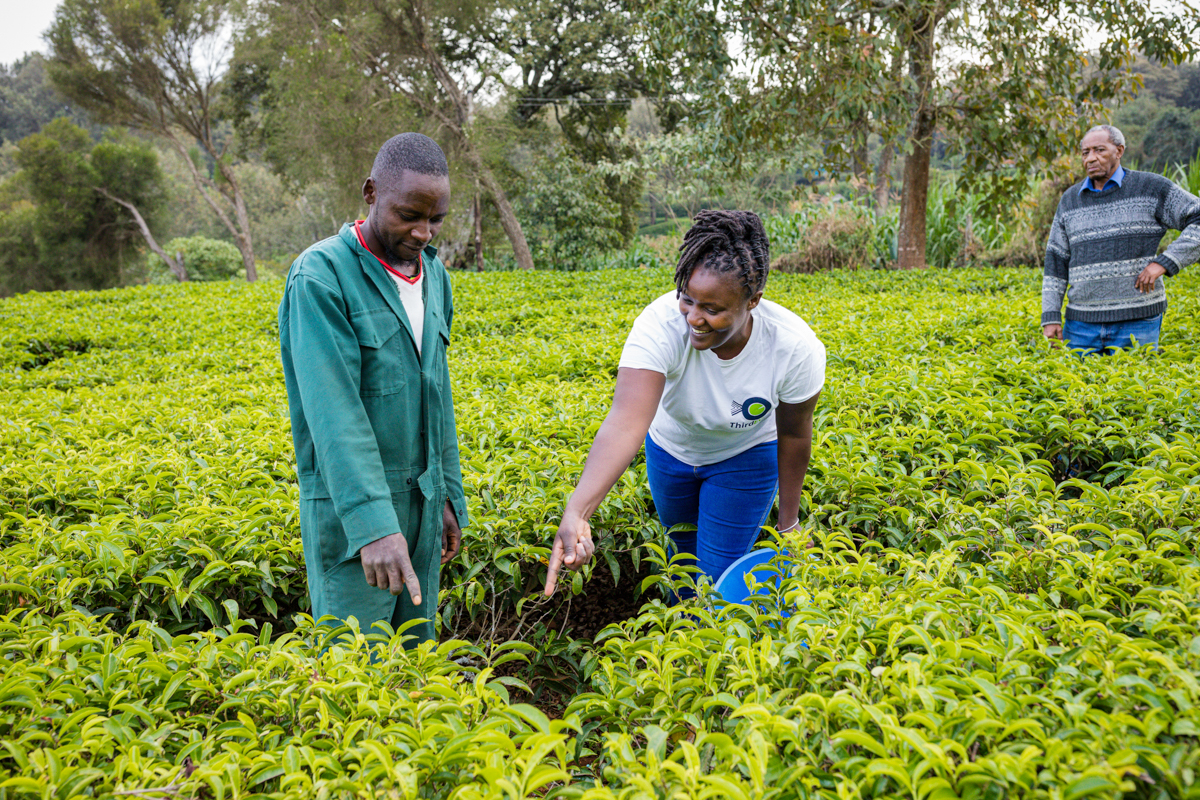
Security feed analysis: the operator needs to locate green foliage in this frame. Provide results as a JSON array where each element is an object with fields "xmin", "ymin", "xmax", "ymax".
[
  {"xmin": 468, "ymin": 0, "xmax": 649, "ymax": 242},
  {"xmin": 3, "ymin": 268, "xmax": 1200, "ymax": 794},
  {"xmin": 576, "ymin": 522, "xmax": 1200, "ymax": 798},
  {"xmin": 0, "ymin": 120, "xmax": 167, "ymax": 295},
  {"xmin": 923, "ymin": 180, "xmax": 1014, "ymax": 268},
  {"xmin": 761, "ymin": 182, "xmax": 1019, "ymax": 273},
  {"xmin": 1141, "ymin": 108, "xmax": 1200, "ymax": 172},
  {"xmin": 1163, "ymin": 146, "xmax": 1200, "ymax": 197},
  {"xmin": 0, "ymin": 610, "xmax": 575, "ymax": 797},
  {"xmin": 0, "ymin": 53, "xmax": 99, "ymax": 145},
  {"xmin": 640, "ymin": 0, "xmax": 1199, "ymax": 268},
  {"xmin": 634, "ymin": 131, "xmax": 808, "ymax": 225},
  {"xmin": 48, "ymin": 0, "xmax": 261, "ymax": 279},
  {"xmin": 983, "ymin": 163, "xmax": 1080, "ymax": 269},
  {"xmin": 158, "ymin": 236, "xmax": 244, "ymax": 282},
  {"xmin": 637, "ymin": 218, "xmax": 691, "ymax": 238},
  {"xmin": 0, "ymin": 202, "xmax": 40, "ymax": 295},
  {"xmin": 520, "ymin": 154, "xmax": 626, "ymax": 268}
]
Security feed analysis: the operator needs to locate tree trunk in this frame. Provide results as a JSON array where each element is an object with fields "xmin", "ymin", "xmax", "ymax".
[
  {"xmin": 171, "ymin": 138, "xmax": 258, "ymax": 281},
  {"xmin": 479, "ymin": 167, "xmax": 534, "ymax": 270},
  {"xmin": 457, "ymin": 140, "xmax": 533, "ymax": 270},
  {"xmin": 473, "ymin": 190, "xmax": 484, "ymax": 272},
  {"xmin": 874, "ymin": 142, "xmax": 894, "ymax": 213},
  {"xmin": 896, "ymin": 12, "xmax": 939, "ymax": 270},
  {"xmin": 897, "ymin": 120, "xmax": 934, "ymax": 270},
  {"xmin": 851, "ymin": 118, "xmax": 870, "ymax": 197},
  {"xmin": 95, "ymin": 186, "xmax": 187, "ymax": 281},
  {"xmin": 220, "ymin": 162, "xmax": 258, "ymax": 282}
]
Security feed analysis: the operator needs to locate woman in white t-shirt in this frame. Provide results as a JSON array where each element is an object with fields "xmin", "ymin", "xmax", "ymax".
[{"xmin": 543, "ymin": 210, "xmax": 825, "ymax": 596}]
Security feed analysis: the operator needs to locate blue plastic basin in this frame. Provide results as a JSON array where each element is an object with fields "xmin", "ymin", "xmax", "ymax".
[
  {"xmin": 714, "ymin": 548, "xmax": 790, "ymax": 605},
  {"xmin": 714, "ymin": 548, "xmax": 808, "ymax": 649}
]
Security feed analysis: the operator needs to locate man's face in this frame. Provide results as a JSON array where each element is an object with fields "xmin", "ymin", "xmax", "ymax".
[
  {"xmin": 1080, "ymin": 131, "xmax": 1124, "ymax": 183},
  {"xmin": 362, "ymin": 170, "xmax": 451, "ymax": 265}
]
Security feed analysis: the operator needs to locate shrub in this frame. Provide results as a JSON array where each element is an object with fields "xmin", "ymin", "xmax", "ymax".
[
  {"xmin": 771, "ymin": 202, "xmax": 873, "ymax": 273},
  {"xmin": 637, "ymin": 218, "xmax": 691, "ymax": 238},
  {"xmin": 519, "ymin": 154, "xmax": 626, "ymax": 268},
  {"xmin": 154, "ymin": 235, "xmax": 244, "ymax": 282}
]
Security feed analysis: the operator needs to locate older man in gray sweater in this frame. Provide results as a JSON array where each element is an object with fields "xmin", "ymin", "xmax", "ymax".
[{"xmin": 1042, "ymin": 124, "xmax": 1200, "ymax": 354}]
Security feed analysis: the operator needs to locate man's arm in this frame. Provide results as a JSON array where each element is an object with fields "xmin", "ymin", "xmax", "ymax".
[
  {"xmin": 285, "ymin": 274, "xmax": 422, "ymax": 601},
  {"xmin": 1042, "ymin": 203, "xmax": 1069, "ymax": 339},
  {"xmin": 1149, "ymin": 182, "xmax": 1200, "ymax": 278},
  {"xmin": 1135, "ymin": 183, "xmax": 1200, "ymax": 292},
  {"xmin": 439, "ymin": 277, "xmax": 468, "ymax": 563}
]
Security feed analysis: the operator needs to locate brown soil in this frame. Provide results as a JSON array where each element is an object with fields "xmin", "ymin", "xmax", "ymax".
[{"xmin": 461, "ymin": 552, "xmax": 657, "ymax": 718}]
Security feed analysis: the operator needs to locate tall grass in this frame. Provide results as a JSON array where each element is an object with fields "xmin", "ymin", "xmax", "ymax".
[
  {"xmin": 757, "ymin": 181, "xmax": 1015, "ymax": 271},
  {"xmin": 1163, "ymin": 147, "xmax": 1200, "ymax": 196},
  {"xmin": 924, "ymin": 180, "xmax": 1015, "ymax": 268}
]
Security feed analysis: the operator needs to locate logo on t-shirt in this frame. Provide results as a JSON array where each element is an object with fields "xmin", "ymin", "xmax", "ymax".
[{"xmin": 731, "ymin": 396, "xmax": 772, "ymax": 422}]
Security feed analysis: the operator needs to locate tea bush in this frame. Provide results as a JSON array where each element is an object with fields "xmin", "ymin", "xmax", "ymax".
[{"xmin": 1, "ymin": 266, "xmax": 1199, "ymax": 797}]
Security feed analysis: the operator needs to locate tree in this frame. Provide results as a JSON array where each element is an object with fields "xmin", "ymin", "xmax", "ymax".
[
  {"xmin": 46, "ymin": 0, "xmax": 259, "ymax": 281},
  {"xmin": 521, "ymin": 152, "xmax": 625, "ymax": 265},
  {"xmin": 1142, "ymin": 107, "xmax": 1200, "ymax": 170},
  {"xmin": 92, "ymin": 137, "xmax": 186, "ymax": 280},
  {"xmin": 245, "ymin": 0, "xmax": 537, "ymax": 270},
  {"xmin": 0, "ymin": 53, "xmax": 99, "ymax": 144},
  {"xmin": 0, "ymin": 119, "xmax": 170, "ymax": 294},
  {"xmin": 452, "ymin": 0, "xmax": 652, "ymax": 241},
  {"xmin": 642, "ymin": 0, "xmax": 1200, "ymax": 268}
]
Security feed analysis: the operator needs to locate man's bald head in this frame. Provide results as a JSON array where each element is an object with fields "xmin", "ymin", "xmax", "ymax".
[{"xmin": 371, "ymin": 133, "xmax": 449, "ymax": 187}]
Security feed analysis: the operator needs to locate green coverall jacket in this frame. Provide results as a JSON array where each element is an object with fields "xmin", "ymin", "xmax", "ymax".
[{"xmin": 279, "ymin": 223, "xmax": 468, "ymax": 644}]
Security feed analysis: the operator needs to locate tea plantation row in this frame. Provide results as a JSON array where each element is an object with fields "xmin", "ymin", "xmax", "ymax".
[{"xmin": 0, "ymin": 267, "xmax": 1198, "ymax": 798}]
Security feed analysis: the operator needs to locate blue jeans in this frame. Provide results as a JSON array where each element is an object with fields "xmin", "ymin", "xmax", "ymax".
[
  {"xmin": 644, "ymin": 434, "xmax": 779, "ymax": 584},
  {"xmin": 1064, "ymin": 315, "xmax": 1162, "ymax": 355}
]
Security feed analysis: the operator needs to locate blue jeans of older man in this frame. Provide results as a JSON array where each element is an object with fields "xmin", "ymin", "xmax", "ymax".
[{"xmin": 1064, "ymin": 314, "xmax": 1162, "ymax": 356}]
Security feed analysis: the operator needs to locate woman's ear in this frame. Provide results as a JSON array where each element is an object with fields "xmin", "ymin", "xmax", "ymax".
[{"xmin": 747, "ymin": 291, "xmax": 764, "ymax": 310}]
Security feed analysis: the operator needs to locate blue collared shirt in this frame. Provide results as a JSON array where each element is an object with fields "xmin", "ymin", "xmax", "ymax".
[{"xmin": 1080, "ymin": 165, "xmax": 1125, "ymax": 195}]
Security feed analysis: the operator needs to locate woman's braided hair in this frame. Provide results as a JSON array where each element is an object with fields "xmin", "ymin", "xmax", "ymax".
[{"xmin": 674, "ymin": 210, "xmax": 770, "ymax": 298}]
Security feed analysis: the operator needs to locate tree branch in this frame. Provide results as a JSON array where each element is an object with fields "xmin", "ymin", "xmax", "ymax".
[{"xmin": 95, "ymin": 187, "xmax": 187, "ymax": 281}]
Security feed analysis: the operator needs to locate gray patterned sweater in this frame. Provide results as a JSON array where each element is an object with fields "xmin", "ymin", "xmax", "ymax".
[{"xmin": 1042, "ymin": 170, "xmax": 1200, "ymax": 325}]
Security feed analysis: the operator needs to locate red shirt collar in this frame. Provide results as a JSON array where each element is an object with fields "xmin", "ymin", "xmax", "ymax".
[{"xmin": 354, "ymin": 220, "xmax": 422, "ymax": 284}]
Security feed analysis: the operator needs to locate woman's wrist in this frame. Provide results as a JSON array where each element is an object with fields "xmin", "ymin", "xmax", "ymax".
[
  {"xmin": 776, "ymin": 518, "xmax": 800, "ymax": 533},
  {"xmin": 561, "ymin": 499, "xmax": 591, "ymax": 526}
]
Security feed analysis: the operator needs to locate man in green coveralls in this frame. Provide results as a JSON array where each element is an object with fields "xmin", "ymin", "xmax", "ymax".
[{"xmin": 279, "ymin": 133, "xmax": 468, "ymax": 645}]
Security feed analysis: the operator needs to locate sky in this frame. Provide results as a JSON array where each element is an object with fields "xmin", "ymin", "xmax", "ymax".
[{"xmin": 1, "ymin": 1, "xmax": 62, "ymax": 66}]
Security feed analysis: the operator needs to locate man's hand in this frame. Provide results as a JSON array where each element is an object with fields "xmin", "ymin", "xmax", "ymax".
[
  {"xmin": 1043, "ymin": 323, "xmax": 1062, "ymax": 342},
  {"xmin": 543, "ymin": 514, "xmax": 595, "ymax": 596},
  {"xmin": 360, "ymin": 532, "xmax": 422, "ymax": 604},
  {"xmin": 1135, "ymin": 261, "xmax": 1167, "ymax": 293},
  {"xmin": 441, "ymin": 500, "xmax": 462, "ymax": 565}
]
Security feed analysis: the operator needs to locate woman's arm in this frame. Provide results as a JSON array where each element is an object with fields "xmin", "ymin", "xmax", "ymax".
[
  {"xmin": 543, "ymin": 367, "xmax": 666, "ymax": 595},
  {"xmin": 774, "ymin": 391, "xmax": 820, "ymax": 532}
]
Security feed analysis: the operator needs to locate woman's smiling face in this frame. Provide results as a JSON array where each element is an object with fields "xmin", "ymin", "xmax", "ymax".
[{"xmin": 678, "ymin": 265, "xmax": 762, "ymax": 359}]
